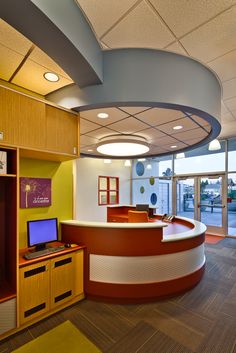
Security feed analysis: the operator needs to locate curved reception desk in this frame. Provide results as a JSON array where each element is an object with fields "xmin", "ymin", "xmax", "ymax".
[{"xmin": 61, "ymin": 216, "xmax": 206, "ymax": 303}]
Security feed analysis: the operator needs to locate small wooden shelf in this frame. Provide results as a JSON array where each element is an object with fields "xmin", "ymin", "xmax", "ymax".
[
  {"xmin": 0, "ymin": 174, "xmax": 17, "ymax": 178},
  {"xmin": 0, "ymin": 281, "xmax": 16, "ymax": 303}
]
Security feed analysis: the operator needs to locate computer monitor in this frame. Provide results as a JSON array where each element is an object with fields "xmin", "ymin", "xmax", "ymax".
[
  {"xmin": 136, "ymin": 204, "xmax": 154, "ymax": 218},
  {"xmin": 27, "ymin": 218, "xmax": 58, "ymax": 251}
]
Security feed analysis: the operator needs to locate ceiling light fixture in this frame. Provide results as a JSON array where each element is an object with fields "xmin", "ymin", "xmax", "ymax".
[
  {"xmin": 97, "ymin": 135, "xmax": 149, "ymax": 157},
  {"xmin": 176, "ymin": 152, "xmax": 185, "ymax": 159},
  {"xmin": 103, "ymin": 159, "xmax": 111, "ymax": 164},
  {"xmin": 43, "ymin": 72, "xmax": 59, "ymax": 82},
  {"xmin": 208, "ymin": 139, "xmax": 221, "ymax": 151},
  {"xmin": 173, "ymin": 125, "xmax": 183, "ymax": 130},
  {"xmin": 170, "ymin": 145, "xmax": 177, "ymax": 149},
  {"xmin": 146, "ymin": 163, "xmax": 152, "ymax": 170},
  {"xmin": 87, "ymin": 149, "xmax": 93, "ymax": 152},
  {"xmin": 124, "ymin": 160, "xmax": 131, "ymax": 167},
  {"xmin": 97, "ymin": 112, "xmax": 109, "ymax": 119},
  {"xmin": 138, "ymin": 158, "xmax": 146, "ymax": 161}
]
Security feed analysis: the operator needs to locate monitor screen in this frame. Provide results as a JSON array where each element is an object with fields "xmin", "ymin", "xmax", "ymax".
[
  {"xmin": 27, "ymin": 218, "xmax": 58, "ymax": 249},
  {"xmin": 136, "ymin": 204, "xmax": 149, "ymax": 212}
]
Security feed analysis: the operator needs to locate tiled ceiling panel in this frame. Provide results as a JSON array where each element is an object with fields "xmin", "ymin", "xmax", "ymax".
[
  {"xmin": 107, "ymin": 116, "xmax": 148, "ymax": 133},
  {"xmin": 80, "ymin": 118, "xmax": 101, "ymax": 134},
  {"xmin": 102, "ymin": 1, "xmax": 175, "ymax": 48},
  {"xmin": 0, "ymin": 44, "xmax": 24, "ymax": 81},
  {"xmin": 86, "ymin": 127, "xmax": 117, "ymax": 139},
  {"xmin": 172, "ymin": 127, "xmax": 208, "ymax": 141},
  {"xmin": 75, "ymin": 0, "xmax": 138, "ymax": 38},
  {"xmin": 0, "ymin": 19, "xmax": 32, "ymax": 55},
  {"xmin": 222, "ymin": 78, "xmax": 236, "ymax": 100},
  {"xmin": 119, "ymin": 106, "xmax": 151, "ymax": 115},
  {"xmin": 149, "ymin": 0, "xmax": 236, "ymax": 37},
  {"xmin": 80, "ymin": 107, "xmax": 129, "ymax": 125},
  {"xmin": 12, "ymin": 60, "xmax": 73, "ymax": 95},
  {"xmin": 136, "ymin": 108, "xmax": 185, "ymax": 126},
  {"xmin": 133, "ymin": 128, "xmax": 166, "ymax": 141},
  {"xmin": 157, "ymin": 117, "xmax": 199, "ymax": 134},
  {"xmin": 165, "ymin": 41, "xmax": 187, "ymax": 55},
  {"xmin": 208, "ymin": 49, "xmax": 236, "ymax": 82},
  {"xmin": 180, "ymin": 7, "xmax": 236, "ymax": 62}
]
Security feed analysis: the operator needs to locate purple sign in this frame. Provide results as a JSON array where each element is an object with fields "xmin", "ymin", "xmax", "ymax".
[{"xmin": 20, "ymin": 177, "xmax": 51, "ymax": 208}]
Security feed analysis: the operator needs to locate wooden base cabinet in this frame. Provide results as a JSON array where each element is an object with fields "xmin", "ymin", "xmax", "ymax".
[{"xmin": 19, "ymin": 249, "xmax": 84, "ymax": 325}]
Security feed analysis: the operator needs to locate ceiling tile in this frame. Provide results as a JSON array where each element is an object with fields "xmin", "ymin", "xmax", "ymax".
[
  {"xmin": 191, "ymin": 115, "xmax": 211, "ymax": 127},
  {"xmin": 0, "ymin": 44, "xmax": 24, "ymax": 80},
  {"xmin": 0, "ymin": 19, "xmax": 32, "ymax": 55},
  {"xmin": 153, "ymin": 135, "xmax": 180, "ymax": 146},
  {"xmin": 208, "ymin": 49, "xmax": 236, "ymax": 82},
  {"xmin": 102, "ymin": 1, "xmax": 175, "ymax": 49},
  {"xmin": 157, "ymin": 117, "xmax": 199, "ymax": 134},
  {"xmin": 12, "ymin": 59, "xmax": 73, "ymax": 95},
  {"xmin": 86, "ymin": 127, "xmax": 116, "ymax": 139},
  {"xmin": 165, "ymin": 41, "xmax": 188, "ymax": 55},
  {"xmin": 80, "ymin": 135, "xmax": 99, "ymax": 146},
  {"xmin": 107, "ymin": 117, "xmax": 148, "ymax": 133},
  {"xmin": 221, "ymin": 112, "xmax": 236, "ymax": 122},
  {"xmin": 149, "ymin": 0, "xmax": 236, "ymax": 37},
  {"xmin": 184, "ymin": 137, "xmax": 207, "ymax": 145},
  {"xmin": 136, "ymin": 108, "xmax": 185, "ymax": 126},
  {"xmin": 29, "ymin": 47, "xmax": 72, "ymax": 80},
  {"xmin": 80, "ymin": 118, "xmax": 101, "ymax": 134},
  {"xmin": 180, "ymin": 7, "xmax": 236, "ymax": 62},
  {"xmin": 172, "ymin": 128, "xmax": 208, "ymax": 141},
  {"xmin": 148, "ymin": 145, "xmax": 169, "ymax": 154},
  {"xmin": 134, "ymin": 127, "xmax": 166, "ymax": 142},
  {"xmin": 224, "ymin": 96, "xmax": 236, "ymax": 111},
  {"xmin": 118, "ymin": 106, "xmax": 151, "ymax": 115},
  {"xmin": 163, "ymin": 141, "xmax": 188, "ymax": 151},
  {"xmin": 80, "ymin": 107, "xmax": 128, "ymax": 125},
  {"xmin": 219, "ymin": 121, "xmax": 236, "ymax": 138},
  {"xmin": 221, "ymin": 101, "xmax": 229, "ymax": 115},
  {"xmin": 75, "ymin": 0, "xmax": 138, "ymax": 37},
  {"xmin": 222, "ymin": 78, "xmax": 236, "ymax": 100}
]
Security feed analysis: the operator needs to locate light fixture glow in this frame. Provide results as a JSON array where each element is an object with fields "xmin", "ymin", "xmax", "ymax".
[
  {"xmin": 104, "ymin": 159, "xmax": 111, "ymax": 164},
  {"xmin": 173, "ymin": 125, "xmax": 183, "ymax": 130},
  {"xmin": 138, "ymin": 158, "xmax": 146, "ymax": 161},
  {"xmin": 124, "ymin": 160, "xmax": 131, "ymax": 167},
  {"xmin": 176, "ymin": 152, "xmax": 185, "ymax": 159},
  {"xmin": 43, "ymin": 72, "xmax": 59, "ymax": 82},
  {"xmin": 87, "ymin": 149, "xmax": 93, "ymax": 152},
  {"xmin": 170, "ymin": 145, "xmax": 177, "ymax": 149},
  {"xmin": 208, "ymin": 139, "xmax": 221, "ymax": 151},
  {"xmin": 146, "ymin": 163, "xmax": 152, "ymax": 170},
  {"xmin": 97, "ymin": 135, "xmax": 149, "ymax": 157},
  {"xmin": 97, "ymin": 112, "xmax": 109, "ymax": 119}
]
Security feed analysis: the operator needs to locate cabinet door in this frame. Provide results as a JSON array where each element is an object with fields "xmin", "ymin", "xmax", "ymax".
[
  {"xmin": 74, "ymin": 250, "xmax": 84, "ymax": 296},
  {"xmin": 50, "ymin": 253, "xmax": 75, "ymax": 309},
  {"xmin": 46, "ymin": 106, "xmax": 79, "ymax": 155},
  {"xmin": 19, "ymin": 260, "xmax": 50, "ymax": 325}
]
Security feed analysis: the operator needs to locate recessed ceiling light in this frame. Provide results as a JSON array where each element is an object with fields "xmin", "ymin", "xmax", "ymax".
[
  {"xmin": 43, "ymin": 72, "xmax": 59, "ymax": 82},
  {"xmin": 104, "ymin": 159, "xmax": 111, "ymax": 164},
  {"xmin": 173, "ymin": 125, "xmax": 183, "ymax": 130},
  {"xmin": 97, "ymin": 112, "xmax": 109, "ymax": 119},
  {"xmin": 170, "ymin": 145, "xmax": 177, "ymax": 148},
  {"xmin": 87, "ymin": 149, "xmax": 93, "ymax": 152},
  {"xmin": 138, "ymin": 158, "xmax": 146, "ymax": 161},
  {"xmin": 97, "ymin": 135, "xmax": 149, "ymax": 157}
]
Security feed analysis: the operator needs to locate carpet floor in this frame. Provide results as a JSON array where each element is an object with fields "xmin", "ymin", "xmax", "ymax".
[{"xmin": 1, "ymin": 237, "xmax": 236, "ymax": 353}]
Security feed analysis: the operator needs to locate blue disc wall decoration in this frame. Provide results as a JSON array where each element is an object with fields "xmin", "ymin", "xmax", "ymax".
[
  {"xmin": 140, "ymin": 186, "xmax": 145, "ymax": 194},
  {"xmin": 150, "ymin": 193, "xmax": 157, "ymax": 205},
  {"xmin": 136, "ymin": 162, "xmax": 145, "ymax": 176}
]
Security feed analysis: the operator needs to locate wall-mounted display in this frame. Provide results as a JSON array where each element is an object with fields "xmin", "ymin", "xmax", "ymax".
[{"xmin": 20, "ymin": 177, "xmax": 51, "ymax": 208}]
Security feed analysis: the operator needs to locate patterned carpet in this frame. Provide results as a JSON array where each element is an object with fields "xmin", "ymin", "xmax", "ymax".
[{"xmin": 1, "ymin": 238, "xmax": 236, "ymax": 353}]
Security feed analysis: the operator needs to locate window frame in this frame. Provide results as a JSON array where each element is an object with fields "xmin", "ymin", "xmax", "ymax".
[{"xmin": 98, "ymin": 176, "xmax": 119, "ymax": 206}]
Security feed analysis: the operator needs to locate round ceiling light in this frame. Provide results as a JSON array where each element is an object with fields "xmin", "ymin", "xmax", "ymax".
[
  {"xmin": 43, "ymin": 72, "xmax": 59, "ymax": 82},
  {"xmin": 97, "ymin": 112, "xmax": 109, "ymax": 119},
  {"xmin": 97, "ymin": 135, "xmax": 149, "ymax": 157},
  {"xmin": 173, "ymin": 125, "xmax": 183, "ymax": 130}
]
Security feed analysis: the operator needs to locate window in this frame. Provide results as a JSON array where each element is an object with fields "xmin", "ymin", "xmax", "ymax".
[{"xmin": 98, "ymin": 176, "xmax": 119, "ymax": 205}]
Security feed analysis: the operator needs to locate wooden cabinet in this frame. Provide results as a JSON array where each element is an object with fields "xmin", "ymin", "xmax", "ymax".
[
  {"xmin": 19, "ymin": 249, "xmax": 84, "ymax": 325},
  {"xmin": 0, "ymin": 147, "xmax": 17, "ymax": 302},
  {"xmin": 46, "ymin": 106, "xmax": 79, "ymax": 155},
  {"xmin": 0, "ymin": 85, "xmax": 79, "ymax": 159}
]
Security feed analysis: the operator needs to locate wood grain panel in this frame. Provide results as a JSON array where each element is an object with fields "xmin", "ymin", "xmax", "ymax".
[
  {"xmin": 46, "ymin": 106, "xmax": 79, "ymax": 155},
  {"xmin": 19, "ymin": 260, "xmax": 50, "ymax": 325},
  {"xmin": 74, "ymin": 249, "xmax": 84, "ymax": 296},
  {"xmin": 50, "ymin": 253, "xmax": 75, "ymax": 309}
]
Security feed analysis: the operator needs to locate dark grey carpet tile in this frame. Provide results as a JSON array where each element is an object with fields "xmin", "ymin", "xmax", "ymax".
[
  {"xmin": 105, "ymin": 321, "xmax": 156, "ymax": 353},
  {"xmin": 3, "ymin": 329, "xmax": 32, "ymax": 352},
  {"xmin": 29, "ymin": 312, "xmax": 65, "ymax": 338},
  {"xmin": 137, "ymin": 329, "xmax": 194, "ymax": 353},
  {"xmin": 196, "ymin": 315, "xmax": 236, "ymax": 353},
  {"xmin": 62, "ymin": 307, "xmax": 115, "ymax": 352},
  {"xmin": 153, "ymin": 300, "xmax": 213, "ymax": 335},
  {"xmin": 219, "ymin": 283, "xmax": 236, "ymax": 319},
  {"xmin": 220, "ymin": 238, "xmax": 236, "ymax": 249}
]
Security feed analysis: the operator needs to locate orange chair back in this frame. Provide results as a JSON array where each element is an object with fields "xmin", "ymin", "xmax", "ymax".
[{"xmin": 128, "ymin": 210, "xmax": 148, "ymax": 223}]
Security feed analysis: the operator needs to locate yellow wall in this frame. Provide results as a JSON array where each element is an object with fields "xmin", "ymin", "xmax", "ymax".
[{"xmin": 19, "ymin": 158, "xmax": 73, "ymax": 248}]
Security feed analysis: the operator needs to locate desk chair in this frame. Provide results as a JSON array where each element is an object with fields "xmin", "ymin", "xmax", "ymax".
[{"xmin": 128, "ymin": 210, "xmax": 149, "ymax": 223}]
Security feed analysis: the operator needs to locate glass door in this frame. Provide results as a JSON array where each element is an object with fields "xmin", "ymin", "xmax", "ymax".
[
  {"xmin": 197, "ymin": 175, "xmax": 227, "ymax": 234},
  {"xmin": 174, "ymin": 175, "xmax": 227, "ymax": 234}
]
